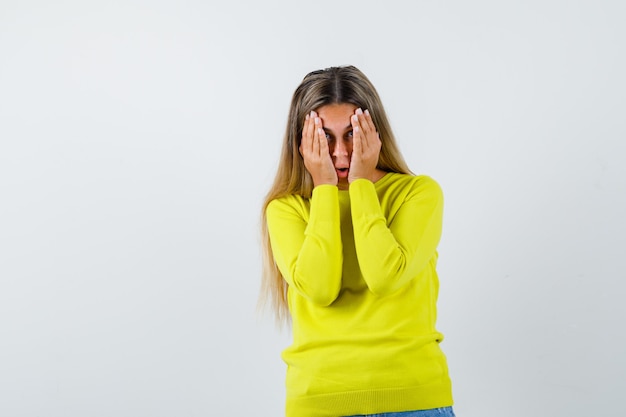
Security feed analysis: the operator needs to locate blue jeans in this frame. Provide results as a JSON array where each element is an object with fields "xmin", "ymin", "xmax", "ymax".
[{"xmin": 344, "ymin": 407, "xmax": 455, "ymax": 417}]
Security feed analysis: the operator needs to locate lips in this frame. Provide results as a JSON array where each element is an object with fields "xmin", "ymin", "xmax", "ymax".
[{"xmin": 336, "ymin": 167, "xmax": 349, "ymax": 178}]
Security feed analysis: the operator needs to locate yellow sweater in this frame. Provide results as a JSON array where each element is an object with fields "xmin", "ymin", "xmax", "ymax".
[{"xmin": 266, "ymin": 173, "xmax": 453, "ymax": 417}]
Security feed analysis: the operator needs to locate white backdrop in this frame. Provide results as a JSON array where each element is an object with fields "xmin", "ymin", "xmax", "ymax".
[{"xmin": 1, "ymin": 1, "xmax": 624, "ymax": 416}]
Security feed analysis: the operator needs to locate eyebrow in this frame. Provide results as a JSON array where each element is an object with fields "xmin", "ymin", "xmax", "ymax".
[{"xmin": 323, "ymin": 125, "xmax": 353, "ymax": 133}]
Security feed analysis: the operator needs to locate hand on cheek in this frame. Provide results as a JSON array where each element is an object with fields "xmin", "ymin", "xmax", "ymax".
[
  {"xmin": 348, "ymin": 108, "xmax": 381, "ymax": 184},
  {"xmin": 299, "ymin": 111, "xmax": 338, "ymax": 187}
]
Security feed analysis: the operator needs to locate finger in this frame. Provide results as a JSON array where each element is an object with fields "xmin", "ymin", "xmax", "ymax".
[
  {"xmin": 362, "ymin": 109, "xmax": 377, "ymax": 136},
  {"xmin": 360, "ymin": 109, "xmax": 380, "ymax": 151},
  {"xmin": 300, "ymin": 113, "xmax": 310, "ymax": 154},
  {"xmin": 318, "ymin": 126, "xmax": 330, "ymax": 157},
  {"xmin": 302, "ymin": 111, "xmax": 316, "ymax": 153},
  {"xmin": 301, "ymin": 114, "xmax": 309, "ymax": 153},
  {"xmin": 358, "ymin": 108, "xmax": 376, "ymax": 150},
  {"xmin": 351, "ymin": 112, "xmax": 367, "ymax": 153},
  {"xmin": 312, "ymin": 117, "xmax": 322, "ymax": 156},
  {"xmin": 352, "ymin": 122, "xmax": 363, "ymax": 157}
]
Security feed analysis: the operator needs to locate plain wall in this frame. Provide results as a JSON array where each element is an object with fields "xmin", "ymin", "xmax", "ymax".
[{"xmin": 1, "ymin": 1, "xmax": 624, "ymax": 416}]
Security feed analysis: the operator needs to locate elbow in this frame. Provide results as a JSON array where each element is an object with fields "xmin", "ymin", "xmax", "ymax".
[
  {"xmin": 366, "ymin": 278, "xmax": 402, "ymax": 297},
  {"xmin": 364, "ymin": 256, "xmax": 407, "ymax": 297},
  {"xmin": 307, "ymin": 287, "xmax": 340, "ymax": 306},
  {"xmin": 365, "ymin": 261, "xmax": 430, "ymax": 297},
  {"xmin": 364, "ymin": 258, "xmax": 410, "ymax": 297},
  {"xmin": 292, "ymin": 271, "xmax": 341, "ymax": 307}
]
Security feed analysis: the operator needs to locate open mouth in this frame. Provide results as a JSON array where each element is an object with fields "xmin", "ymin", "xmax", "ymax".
[{"xmin": 336, "ymin": 167, "xmax": 349, "ymax": 178}]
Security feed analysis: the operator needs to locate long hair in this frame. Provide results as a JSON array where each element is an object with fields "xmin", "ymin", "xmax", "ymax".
[{"xmin": 259, "ymin": 65, "xmax": 412, "ymax": 324}]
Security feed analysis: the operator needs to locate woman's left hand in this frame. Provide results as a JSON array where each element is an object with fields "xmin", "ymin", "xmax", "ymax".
[{"xmin": 348, "ymin": 108, "xmax": 382, "ymax": 184}]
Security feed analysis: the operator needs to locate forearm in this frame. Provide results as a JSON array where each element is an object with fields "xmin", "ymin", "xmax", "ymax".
[
  {"xmin": 350, "ymin": 178, "xmax": 443, "ymax": 296},
  {"xmin": 266, "ymin": 185, "xmax": 343, "ymax": 305}
]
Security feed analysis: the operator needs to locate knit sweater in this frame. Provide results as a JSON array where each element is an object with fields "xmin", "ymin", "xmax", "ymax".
[{"xmin": 266, "ymin": 173, "xmax": 453, "ymax": 417}]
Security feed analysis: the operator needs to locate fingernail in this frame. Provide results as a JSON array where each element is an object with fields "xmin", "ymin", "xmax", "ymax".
[
  {"xmin": 315, "ymin": 117, "xmax": 320, "ymax": 125},
  {"xmin": 356, "ymin": 108, "xmax": 363, "ymax": 115},
  {"xmin": 305, "ymin": 114, "xmax": 310, "ymax": 120},
  {"xmin": 364, "ymin": 109, "xmax": 370, "ymax": 116},
  {"xmin": 352, "ymin": 115, "xmax": 358, "ymax": 123}
]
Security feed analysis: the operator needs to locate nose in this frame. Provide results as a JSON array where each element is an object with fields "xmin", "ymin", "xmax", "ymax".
[{"xmin": 332, "ymin": 138, "xmax": 349, "ymax": 157}]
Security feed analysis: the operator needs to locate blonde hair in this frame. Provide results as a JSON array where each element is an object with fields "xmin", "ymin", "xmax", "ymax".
[{"xmin": 259, "ymin": 65, "xmax": 413, "ymax": 323}]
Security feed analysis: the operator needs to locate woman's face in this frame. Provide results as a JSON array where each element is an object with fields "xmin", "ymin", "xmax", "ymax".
[{"xmin": 315, "ymin": 103, "xmax": 357, "ymax": 189}]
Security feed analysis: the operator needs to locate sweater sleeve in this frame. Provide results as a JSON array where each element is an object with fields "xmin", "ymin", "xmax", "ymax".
[
  {"xmin": 266, "ymin": 185, "xmax": 343, "ymax": 306},
  {"xmin": 349, "ymin": 176, "xmax": 443, "ymax": 296}
]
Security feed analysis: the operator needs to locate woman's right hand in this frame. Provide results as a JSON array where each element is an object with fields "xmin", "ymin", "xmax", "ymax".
[{"xmin": 299, "ymin": 111, "xmax": 338, "ymax": 187}]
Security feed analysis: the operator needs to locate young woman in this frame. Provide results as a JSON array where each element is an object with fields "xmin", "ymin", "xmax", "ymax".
[{"xmin": 260, "ymin": 66, "xmax": 455, "ymax": 417}]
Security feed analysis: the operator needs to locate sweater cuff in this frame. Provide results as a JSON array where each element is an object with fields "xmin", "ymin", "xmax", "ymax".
[
  {"xmin": 309, "ymin": 184, "xmax": 339, "ymax": 226},
  {"xmin": 348, "ymin": 179, "xmax": 381, "ymax": 218}
]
